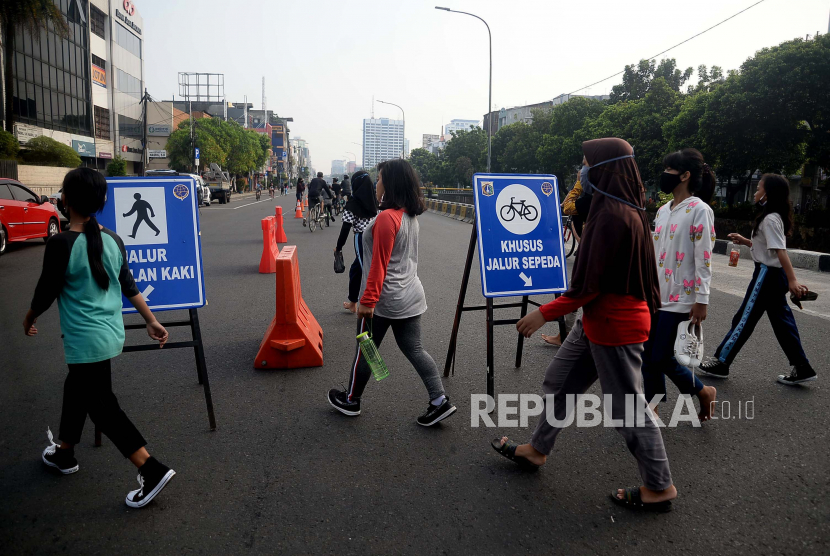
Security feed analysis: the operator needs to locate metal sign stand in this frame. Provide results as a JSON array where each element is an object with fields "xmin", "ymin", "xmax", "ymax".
[
  {"xmin": 94, "ymin": 309, "xmax": 216, "ymax": 447},
  {"xmin": 444, "ymin": 225, "xmax": 568, "ymax": 400}
]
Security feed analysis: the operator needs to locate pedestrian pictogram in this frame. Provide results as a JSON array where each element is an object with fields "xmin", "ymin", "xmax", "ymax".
[{"xmin": 115, "ymin": 188, "xmax": 168, "ymax": 245}]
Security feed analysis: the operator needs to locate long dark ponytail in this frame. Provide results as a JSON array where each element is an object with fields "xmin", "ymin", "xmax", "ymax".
[
  {"xmin": 62, "ymin": 168, "xmax": 110, "ymax": 290},
  {"xmin": 662, "ymin": 148, "xmax": 716, "ymax": 203},
  {"xmin": 754, "ymin": 173, "xmax": 793, "ymax": 238}
]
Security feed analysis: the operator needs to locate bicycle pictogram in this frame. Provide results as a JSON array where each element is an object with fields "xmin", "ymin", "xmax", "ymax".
[{"xmin": 499, "ymin": 197, "xmax": 539, "ymax": 223}]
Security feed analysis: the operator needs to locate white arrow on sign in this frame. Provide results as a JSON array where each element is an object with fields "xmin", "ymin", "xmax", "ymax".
[
  {"xmin": 140, "ymin": 285, "xmax": 155, "ymax": 301},
  {"xmin": 519, "ymin": 272, "xmax": 533, "ymax": 287}
]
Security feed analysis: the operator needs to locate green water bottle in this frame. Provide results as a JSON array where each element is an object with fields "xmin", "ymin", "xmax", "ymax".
[{"xmin": 357, "ymin": 326, "xmax": 389, "ymax": 381}]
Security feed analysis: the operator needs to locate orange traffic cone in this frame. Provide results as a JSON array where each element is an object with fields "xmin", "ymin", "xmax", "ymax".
[
  {"xmin": 294, "ymin": 200, "xmax": 303, "ymax": 219},
  {"xmin": 303, "ymin": 198, "xmax": 308, "ymax": 209}
]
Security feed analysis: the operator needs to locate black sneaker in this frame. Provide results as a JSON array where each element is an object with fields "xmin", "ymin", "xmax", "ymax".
[
  {"xmin": 697, "ymin": 359, "xmax": 730, "ymax": 379},
  {"xmin": 42, "ymin": 428, "xmax": 79, "ymax": 474},
  {"xmin": 777, "ymin": 363, "xmax": 817, "ymax": 385},
  {"xmin": 125, "ymin": 457, "xmax": 176, "ymax": 508},
  {"xmin": 328, "ymin": 389, "xmax": 361, "ymax": 416},
  {"xmin": 416, "ymin": 397, "xmax": 457, "ymax": 427}
]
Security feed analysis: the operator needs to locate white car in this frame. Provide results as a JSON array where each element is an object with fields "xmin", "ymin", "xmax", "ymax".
[{"xmin": 145, "ymin": 170, "xmax": 211, "ymax": 206}]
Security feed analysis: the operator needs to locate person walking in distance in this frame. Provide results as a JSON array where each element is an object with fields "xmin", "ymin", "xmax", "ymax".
[
  {"xmin": 296, "ymin": 177, "xmax": 306, "ymax": 205},
  {"xmin": 23, "ymin": 168, "xmax": 176, "ymax": 508},
  {"xmin": 698, "ymin": 174, "xmax": 817, "ymax": 385},
  {"xmin": 328, "ymin": 159, "xmax": 456, "ymax": 426},
  {"xmin": 335, "ymin": 170, "xmax": 379, "ymax": 313},
  {"xmin": 642, "ymin": 149, "xmax": 718, "ymax": 420},
  {"xmin": 122, "ymin": 192, "xmax": 160, "ymax": 239},
  {"xmin": 492, "ymin": 138, "xmax": 677, "ymax": 512}
]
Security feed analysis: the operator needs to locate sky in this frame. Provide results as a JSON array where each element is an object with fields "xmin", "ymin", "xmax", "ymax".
[{"xmin": 141, "ymin": 0, "xmax": 830, "ymax": 173}]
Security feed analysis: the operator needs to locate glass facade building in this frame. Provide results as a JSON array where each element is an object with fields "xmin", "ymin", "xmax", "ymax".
[{"xmin": 10, "ymin": 0, "xmax": 92, "ymax": 136}]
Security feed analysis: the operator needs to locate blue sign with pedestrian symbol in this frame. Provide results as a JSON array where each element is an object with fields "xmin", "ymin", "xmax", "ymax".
[
  {"xmin": 473, "ymin": 173, "xmax": 567, "ymax": 298},
  {"xmin": 97, "ymin": 176, "xmax": 206, "ymax": 313}
]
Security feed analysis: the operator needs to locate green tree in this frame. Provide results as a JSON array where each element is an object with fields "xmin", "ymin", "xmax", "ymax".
[
  {"xmin": 106, "ymin": 155, "xmax": 127, "ymax": 176},
  {"xmin": 255, "ymin": 132, "xmax": 271, "ymax": 169},
  {"xmin": 20, "ymin": 136, "xmax": 80, "ymax": 167},
  {"xmin": 408, "ymin": 148, "xmax": 438, "ymax": 184},
  {"xmin": 0, "ymin": 129, "xmax": 20, "ymax": 159},
  {"xmin": 2, "ymin": 0, "xmax": 68, "ymax": 131},
  {"xmin": 440, "ymin": 127, "xmax": 487, "ymax": 186},
  {"xmin": 166, "ymin": 119, "xmax": 226, "ymax": 172},
  {"xmin": 535, "ymin": 97, "xmax": 606, "ymax": 185},
  {"xmin": 610, "ymin": 58, "xmax": 693, "ymax": 103}
]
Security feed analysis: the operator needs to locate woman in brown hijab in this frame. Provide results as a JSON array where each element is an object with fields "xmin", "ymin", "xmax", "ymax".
[{"xmin": 491, "ymin": 138, "xmax": 677, "ymax": 512}]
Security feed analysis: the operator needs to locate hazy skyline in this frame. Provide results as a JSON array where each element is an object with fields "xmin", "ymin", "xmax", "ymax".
[{"xmin": 142, "ymin": 0, "xmax": 829, "ymax": 172}]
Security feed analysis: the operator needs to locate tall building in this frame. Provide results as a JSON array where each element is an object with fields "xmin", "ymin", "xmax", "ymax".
[
  {"xmin": 422, "ymin": 134, "xmax": 439, "ymax": 149},
  {"xmin": 331, "ymin": 159, "xmax": 345, "ymax": 176},
  {"xmin": 145, "ymin": 101, "xmax": 189, "ymax": 171},
  {"xmin": 362, "ymin": 117, "xmax": 403, "ymax": 169},
  {"xmin": 346, "ymin": 161, "xmax": 356, "ymax": 174},
  {"xmin": 444, "ymin": 119, "xmax": 479, "ymax": 136}
]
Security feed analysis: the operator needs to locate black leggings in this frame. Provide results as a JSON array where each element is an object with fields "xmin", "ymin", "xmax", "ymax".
[{"xmin": 59, "ymin": 359, "xmax": 146, "ymax": 458}]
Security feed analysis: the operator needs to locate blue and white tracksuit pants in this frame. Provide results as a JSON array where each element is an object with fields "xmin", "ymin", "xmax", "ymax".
[{"xmin": 714, "ymin": 263, "xmax": 809, "ymax": 368}]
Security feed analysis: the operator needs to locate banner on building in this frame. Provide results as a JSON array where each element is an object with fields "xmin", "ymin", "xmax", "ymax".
[
  {"xmin": 14, "ymin": 123, "xmax": 43, "ymax": 145},
  {"xmin": 148, "ymin": 124, "xmax": 171, "ymax": 136},
  {"xmin": 148, "ymin": 150, "xmax": 167, "ymax": 159},
  {"xmin": 92, "ymin": 64, "xmax": 107, "ymax": 88},
  {"xmin": 72, "ymin": 140, "xmax": 96, "ymax": 157}
]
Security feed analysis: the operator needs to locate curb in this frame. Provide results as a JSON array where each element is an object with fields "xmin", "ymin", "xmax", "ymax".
[
  {"xmin": 712, "ymin": 239, "xmax": 829, "ymax": 273},
  {"xmin": 426, "ymin": 199, "xmax": 475, "ymax": 224}
]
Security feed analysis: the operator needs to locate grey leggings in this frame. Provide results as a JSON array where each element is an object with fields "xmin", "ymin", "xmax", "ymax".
[{"xmin": 346, "ymin": 315, "xmax": 445, "ymax": 403}]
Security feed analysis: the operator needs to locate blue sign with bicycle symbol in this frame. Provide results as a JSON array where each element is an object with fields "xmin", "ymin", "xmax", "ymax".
[{"xmin": 472, "ymin": 173, "xmax": 568, "ymax": 298}]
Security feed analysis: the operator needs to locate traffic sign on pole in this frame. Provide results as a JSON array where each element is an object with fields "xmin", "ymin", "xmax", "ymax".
[
  {"xmin": 194, "ymin": 147, "xmax": 200, "ymax": 168},
  {"xmin": 472, "ymin": 173, "xmax": 567, "ymax": 297},
  {"xmin": 98, "ymin": 176, "xmax": 206, "ymax": 313}
]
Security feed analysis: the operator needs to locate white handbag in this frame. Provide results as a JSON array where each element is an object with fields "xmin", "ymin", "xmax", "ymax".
[{"xmin": 674, "ymin": 320, "xmax": 703, "ymax": 369}]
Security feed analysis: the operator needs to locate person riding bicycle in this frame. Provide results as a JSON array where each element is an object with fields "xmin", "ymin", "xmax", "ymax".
[
  {"xmin": 321, "ymin": 181, "xmax": 335, "ymax": 226},
  {"xmin": 305, "ymin": 172, "xmax": 334, "ymax": 226},
  {"xmin": 340, "ymin": 174, "xmax": 352, "ymax": 200},
  {"xmin": 332, "ymin": 177, "xmax": 342, "ymax": 201},
  {"xmin": 268, "ymin": 181, "xmax": 275, "ymax": 199},
  {"xmin": 255, "ymin": 181, "xmax": 263, "ymax": 200}
]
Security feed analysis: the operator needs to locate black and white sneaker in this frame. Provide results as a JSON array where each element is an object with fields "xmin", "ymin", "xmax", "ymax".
[
  {"xmin": 777, "ymin": 363, "xmax": 817, "ymax": 385},
  {"xmin": 42, "ymin": 427, "xmax": 79, "ymax": 474},
  {"xmin": 328, "ymin": 389, "xmax": 361, "ymax": 416},
  {"xmin": 125, "ymin": 457, "xmax": 176, "ymax": 508},
  {"xmin": 416, "ymin": 397, "xmax": 457, "ymax": 427},
  {"xmin": 697, "ymin": 359, "xmax": 730, "ymax": 379}
]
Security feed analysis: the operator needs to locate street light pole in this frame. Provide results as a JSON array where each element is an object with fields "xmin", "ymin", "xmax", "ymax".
[
  {"xmin": 377, "ymin": 100, "xmax": 405, "ymax": 159},
  {"xmin": 435, "ymin": 6, "xmax": 491, "ymax": 172}
]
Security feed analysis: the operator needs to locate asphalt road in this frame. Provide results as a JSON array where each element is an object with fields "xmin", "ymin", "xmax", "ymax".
[{"xmin": 1, "ymin": 192, "xmax": 828, "ymax": 555}]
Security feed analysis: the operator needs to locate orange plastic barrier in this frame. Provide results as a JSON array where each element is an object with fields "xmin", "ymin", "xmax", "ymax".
[
  {"xmin": 274, "ymin": 206, "xmax": 288, "ymax": 243},
  {"xmin": 255, "ymin": 246, "xmax": 324, "ymax": 369},
  {"xmin": 259, "ymin": 217, "xmax": 279, "ymax": 273},
  {"xmin": 294, "ymin": 200, "xmax": 303, "ymax": 219}
]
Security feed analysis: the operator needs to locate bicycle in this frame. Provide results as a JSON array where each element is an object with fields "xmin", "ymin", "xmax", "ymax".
[
  {"xmin": 561, "ymin": 215, "xmax": 578, "ymax": 258},
  {"xmin": 334, "ymin": 196, "xmax": 346, "ymax": 216},
  {"xmin": 255, "ymin": 189, "xmax": 261, "ymax": 201},
  {"xmin": 500, "ymin": 197, "xmax": 539, "ymax": 222},
  {"xmin": 307, "ymin": 200, "xmax": 327, "ymax": 232}
]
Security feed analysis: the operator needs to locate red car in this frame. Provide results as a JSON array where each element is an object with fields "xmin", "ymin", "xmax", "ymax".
[{"xmin": 0, "ymin": 178, "xmax": 61, "ymax": 257}]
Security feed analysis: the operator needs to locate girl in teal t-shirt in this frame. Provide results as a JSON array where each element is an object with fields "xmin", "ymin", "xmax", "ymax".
[{"xmin": 24, "ymin": 168, "xmax": 176, "ymax": 509}]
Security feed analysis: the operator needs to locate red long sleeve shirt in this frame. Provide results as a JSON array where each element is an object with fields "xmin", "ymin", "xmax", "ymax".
[
  {"xmin": 539, "ymin": 292, "xmax": 651, "ymax": 346},
  {"xmin": 360, "ymin": 209, "xmax": 404, "ymax": 309}
]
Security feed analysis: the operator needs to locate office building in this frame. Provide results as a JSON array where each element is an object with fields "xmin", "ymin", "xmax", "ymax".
[
  {"xmin": 346, "ymin": 161, "xmax": 356, "ymax": 174},
  {"xmin": 362, "ymin": 117, "xmax": 403, "ymax": 169},
  {"xmin": 2, "ymin": 0, "xmax": 147, "ymax": 174},
  {"xmin": 331, "ymin": 159, "xmax": 345, "ymax": 176},
  {"xmin": 483, "ymin": 94, "xmax": 610, "ymax": 135},
  {"xmin": 145, "ymin": 101, "xmax": 189, "ymax": 171},
  {"xmin": 422, "ymin": 134, "xmax": 439, "ymax": 150},
  {"xmin": 444, "ymin": 119, "xmax": 479, "ymax": 136}
]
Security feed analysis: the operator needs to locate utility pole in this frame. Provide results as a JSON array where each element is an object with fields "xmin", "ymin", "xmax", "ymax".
[{"xmin": 141, "ymin": 88, "xmax": 148, "ymax": 176}]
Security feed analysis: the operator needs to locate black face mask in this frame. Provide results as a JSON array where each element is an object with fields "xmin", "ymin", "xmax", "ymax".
[
  {"xmin": 659, "ymin": 172, "xmax": 682, "ymax": 194},
  {"xmin": 57, "ymin": 198, "xmax": 70, "ymax": 219}
]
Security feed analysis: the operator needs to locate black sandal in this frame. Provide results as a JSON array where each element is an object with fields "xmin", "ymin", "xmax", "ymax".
[
  {"xmin": 610, "ymin": 487, "xmax": 673, "ymax": 512},
  {"xmin": 490, "ymin": 439, "xmax": 541, "ymax": 470}
]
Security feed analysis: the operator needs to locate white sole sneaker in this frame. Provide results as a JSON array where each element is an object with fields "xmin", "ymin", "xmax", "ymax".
[
  {"xmin": 417, "ymin": 405, "xmax": 457, "ymax": 427},
  {"xmin": 777, "ymin": 375, "xmax": 817, "ymax": 385},
  {"xmin": 125, "ymin": 470, "xmax": 176, "ymax": 508},
  {"xmin": 41, "ymin": 451, "xmax": 79, "ymax": 474}
]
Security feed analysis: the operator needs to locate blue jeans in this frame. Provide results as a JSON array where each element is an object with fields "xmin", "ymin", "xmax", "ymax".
[
  {"xmin": 714, "ymin": 263, "xmax": 808, "ymax": 367},
  {"xmin": 642, "ymin": 310, "xmax": 704, "ymax": 405}
]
